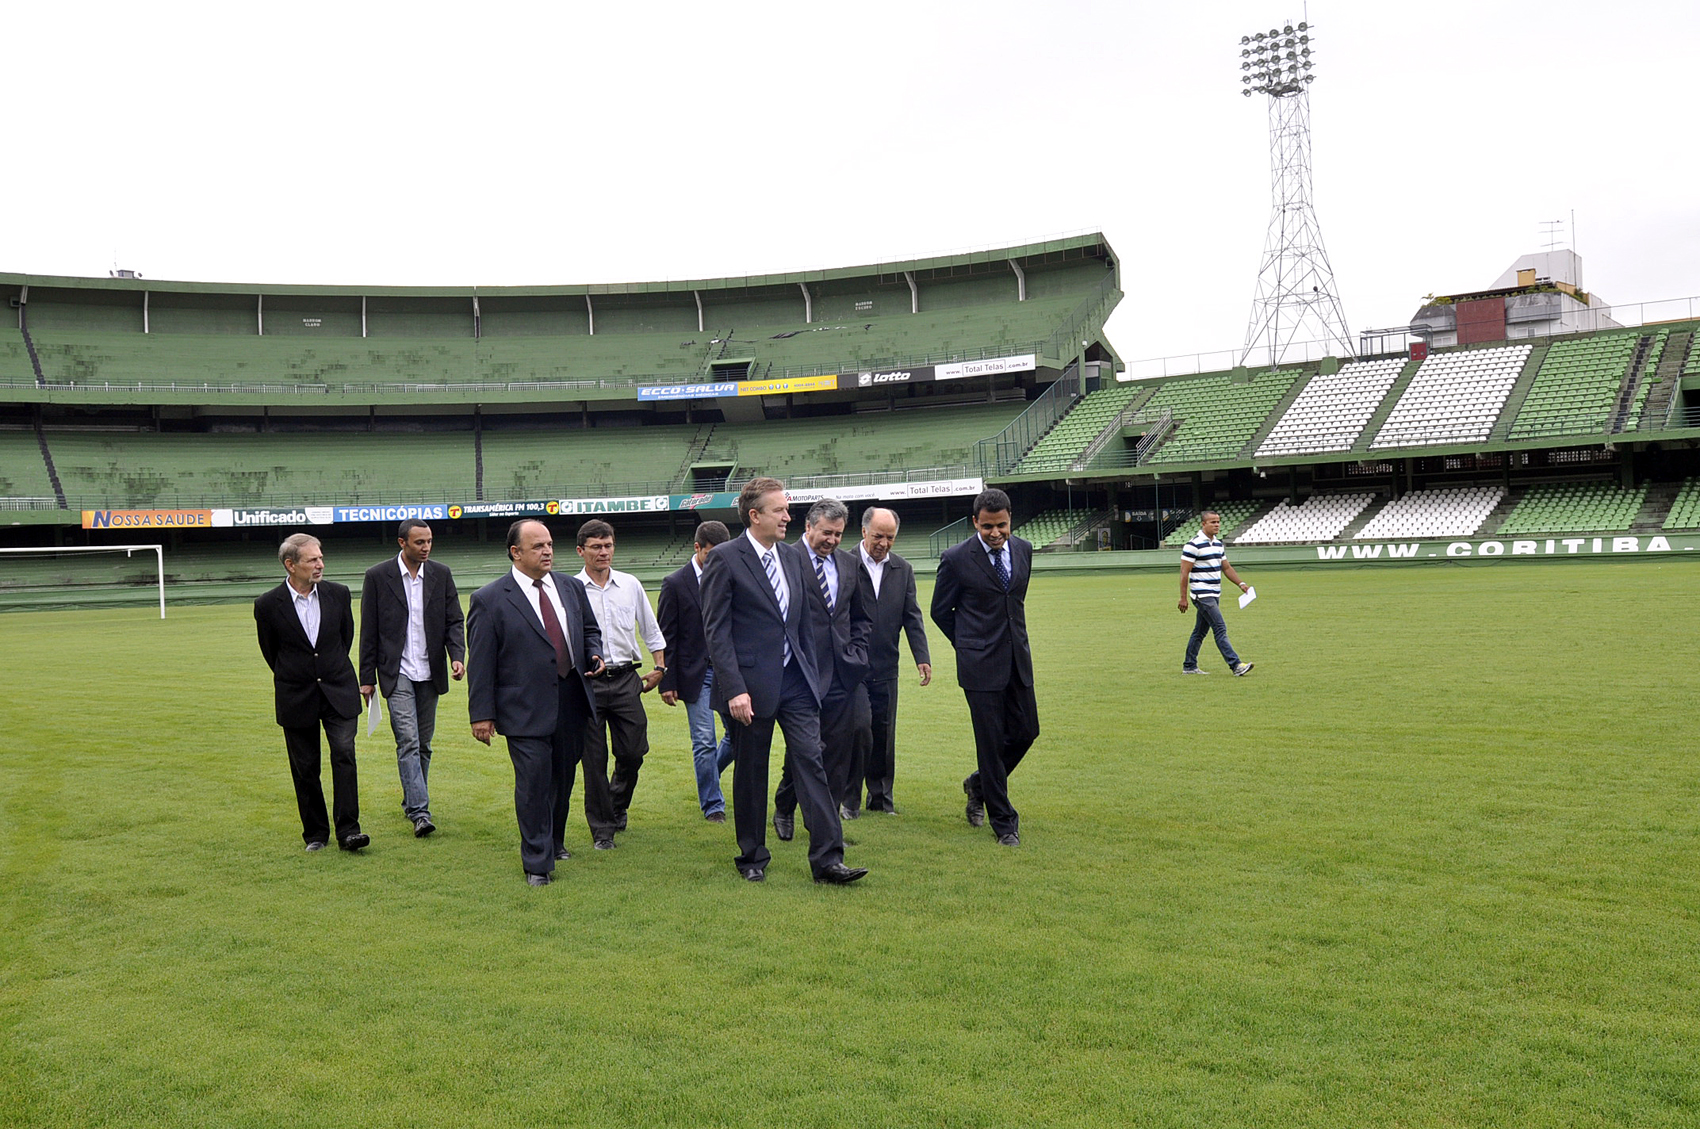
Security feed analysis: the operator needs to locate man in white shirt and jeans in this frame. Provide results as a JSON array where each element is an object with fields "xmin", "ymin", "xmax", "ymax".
[
  {"xmin": 574, "ymin": 519, "xmax": 667, "ymax": 848},
  {"xmin": 1178, "ymin": 511, "xmax": 1254, "ymax": 676}
]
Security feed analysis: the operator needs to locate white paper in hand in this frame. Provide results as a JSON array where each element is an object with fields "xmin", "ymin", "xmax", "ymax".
[
  {"xmin": 366, "ymin": 691, "xmax": 382, "ymax": 736},
  {"xmin": 1238, "ymin": 586, "xmax": 1257, "ymax": 610}
]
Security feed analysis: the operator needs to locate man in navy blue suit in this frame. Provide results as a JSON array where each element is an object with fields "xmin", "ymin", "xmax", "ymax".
[
  {"xmin": 466, "ymin": 519, "xmax": 605, "ymax": 886},
  {"xmin": 930, "ymin": 487, "xmax": 1037, "ymax": 846},
  {"xmin": 699, "ymin": 477, "xmax": 867, "ymax": 885}
]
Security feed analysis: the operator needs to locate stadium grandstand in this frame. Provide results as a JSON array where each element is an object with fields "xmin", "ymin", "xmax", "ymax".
[{"xmin": 7, "ymin": 238, "xmax": 1700, "ymax": 608}]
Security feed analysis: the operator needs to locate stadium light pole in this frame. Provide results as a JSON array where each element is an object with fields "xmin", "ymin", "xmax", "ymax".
[{"xmin": 1238, "ymin": 20, "xmax": 1354, "ymax": 368}]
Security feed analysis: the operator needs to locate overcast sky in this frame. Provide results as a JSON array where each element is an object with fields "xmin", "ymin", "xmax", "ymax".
[{"xmin": 11, "ymin": 1, "xmax": 1698, "ymax": 368}]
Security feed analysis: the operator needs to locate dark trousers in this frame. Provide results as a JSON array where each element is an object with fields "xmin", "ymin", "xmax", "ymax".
[
  {"xmin": 581, "ymin": 669, "xmax": 647, "ymax": 835},
  {"xmin": 776, "ymin": 681, "xmax": 869, "ymax": 818},
  {"xmin": 282, "ymin": 709, "xmax": 361, "ymax": 845},
  {"xmin": 857, "ymin": 676, "xmax": 899, "ymax": 812},
  {"xmin": 504, "ymin": 676, "xmax": 589, "ymax": 877},
  {"xmin": 727, "ymin": 660, "xmax": 843, "ymax": 875},
  {"xmin": 963, "ymin": 673, "xmax": 1039, "ymax": 838}
]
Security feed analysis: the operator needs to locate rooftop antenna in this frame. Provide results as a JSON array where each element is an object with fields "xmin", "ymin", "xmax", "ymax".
[
  {"xmin": 1237, "ymin": 17, "xmax": 1353, "ymax": 369},
  {"xmin": 1540, "ymin": 219, "xmax": 1566, "ymax": 251}
]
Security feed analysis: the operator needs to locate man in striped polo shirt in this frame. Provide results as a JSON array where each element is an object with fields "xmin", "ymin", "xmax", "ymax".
[{"xmin": 1178, "ymin": 511, "xmax": 1254, "ymax": 676}]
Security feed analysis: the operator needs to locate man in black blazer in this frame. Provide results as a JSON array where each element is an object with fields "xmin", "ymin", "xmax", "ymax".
[
  {"xmin": 254, "ymin": 533, "xmax": 368, "ymax": 852},
  {"xmin": 466, "ymin": 519, "xmax": 605, "ymax": 886},
  {"xmin": 359, "ymin": 519, "xmax": 465, "ymax": 839},
  {"xmin": 657, "ymin": 520, "xmax": 735, "ymax": 822},
  {"xmin": 930, "ymin": 487, "xmax": 1037, "ymax": 846},
  {"xmin": 699, "ymin": 477, "xmax": 866, "ymax": 885},
  {"xmin": 775, "ymin": 497, "xmax": 873, "ymax": 834},
  {"xmin": 848, "ymin": 506, "xmax": 931, "ymax": 816}
]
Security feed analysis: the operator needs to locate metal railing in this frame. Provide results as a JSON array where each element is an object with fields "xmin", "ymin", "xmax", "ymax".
[
  {"xmin": 927, "ymin": 516, "xmax": 974, "ymax": 557},
  {"xmin": 974, "ymin": 369, "xmax": 1082, "ymax": 475}
]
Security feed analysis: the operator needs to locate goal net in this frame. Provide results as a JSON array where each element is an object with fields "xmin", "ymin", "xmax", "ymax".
[{"xmin": 0, "ymin": 545, "xmax": 166, "ymax": 616}]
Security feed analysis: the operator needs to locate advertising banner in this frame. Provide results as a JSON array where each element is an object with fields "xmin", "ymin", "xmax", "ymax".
[
  {"xmin": 934, "ymin": 353, "xmax": 1037, "ymax": 381},
  {"xmin": 557, "ymin": 495, "xmax": 671, "ymax": 515},
  {"xmin": 447, "ymin": 500, "xmax": 560, "ymax": 520},
  {"xmin": 210, "ymin": 507, "xmax": 336, "ymax": 528},
  {"xmin": 781, "ymin": 477, "xmax": 986, "ymax": 505},
  {"xmin": 736, "ymin": 374, "xmax": 838, "ymax": 397},
  {"xmin": 854, "ymin": 365, "xmax": 935, "ymax": 388},
  {"xmin": 82, "ymin": 509, "xmax": 214, "ymax": 530},
  {"xmin": 332, "ymin": 504, "xmax": 448, "ymax": 524},
  {"xmin": 671, "ymin": 491, "xmax": 739, "ymax": 511},
  {"xmin": 1218, "ymin": 533, "xmax": 1700, "ymax": 566},
  {"xmin": 637, "ymin": 382, "xmax": 739, "ymax": 401}
]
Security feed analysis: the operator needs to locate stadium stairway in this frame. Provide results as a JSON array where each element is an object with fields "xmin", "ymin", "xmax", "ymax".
[
  {"xmin": 1335, "ymin": 494, "xmax": 1389, "ymax": 540},
  {"xmin": 1609, "ymin": 333, "xmax": 1658, "ymax": 433},
  {"xmin": 1477, "ymin": 487, "xmax": 1523, "ymax": 536},
  {"xmin": 1239, "ymin": 370, "xmax": 1317, "ymax": 458},
  {"xmin": 1491, "ymin": 343, "xmax": 1553, "ymax": 436},
  {"xmin": 1640, "ymin": 330, "xmax": 1690, "ymax": 427},
  {"xmin": 32, "ymin": 417, "xmax": 67, "ymax": 508},
  {"xmin": 1349, "ymin": 357, "xmax": 1423, "ymax": 454},
  {"xmin": 1631, "ymin": 481, "xmax": 1679, "ymax": 532}
]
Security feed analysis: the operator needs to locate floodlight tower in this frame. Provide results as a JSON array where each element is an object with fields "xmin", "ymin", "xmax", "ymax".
[{"xmin": 1238, "ymin": 21, "xmax": 1353, "ymax": 367}]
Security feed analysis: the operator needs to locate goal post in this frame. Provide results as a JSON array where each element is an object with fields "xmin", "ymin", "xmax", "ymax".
[{"xmin": 0, "ymin": 544, "xmax": 166, "ymax": 618}]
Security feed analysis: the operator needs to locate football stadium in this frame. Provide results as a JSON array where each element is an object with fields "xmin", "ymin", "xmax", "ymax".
[{"xmin": 5, "ymin": 230, "xmax": 1698, "ymax": 1125}]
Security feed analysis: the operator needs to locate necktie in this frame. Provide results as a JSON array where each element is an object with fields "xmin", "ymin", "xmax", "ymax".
[
  {"xmin": 534, "ymin": 578, "xmax": 570, "ymax": 677},
  {"xmin": 762, "ymin": 549, "xmax": 791, "ymax": 665},
  {"xmin": 813, "ymin": 553, "xmax": 834, "ymax": 614},
  {"xmin": 991, "ymin": 548, "xmax": 1010, "ymax": 592}
]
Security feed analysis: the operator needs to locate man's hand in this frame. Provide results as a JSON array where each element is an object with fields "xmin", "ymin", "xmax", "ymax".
[
  {"xmin": 917, "ymin": 662, "xmax": 932, "ymax": 687},
  {"xmin": 660, "ymin": 690, "xmax": 679, "ymax": 707},
  {"xmin": 640, "ymin": 670, "xmax": 663, "ymax": 693},
  {"xmin": 728, "ymin": 692, "xmax": 754, "ymax": 726},
  {"xmin": 451, "ymin": 660, "xmax": 465, "ymax": 681},
  {"xmin": 360, "ymin": 684, "xmax": 375, "ymax": 703},
  {"xmin": 471, "ymin": 720, "xmax": 495, "ymax": 745},
  {"xmin": 585, "ymin": 656, "xmax": 605, "ymax": 678},
  {"xmin": 1178, "ymin": 596, "xmax": 1189, "ymax": 612}
]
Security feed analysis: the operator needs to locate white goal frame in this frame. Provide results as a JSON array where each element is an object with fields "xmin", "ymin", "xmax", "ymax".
[{"xmin": 0, "ymin": 544, "xmax": 166, "ymax": 618}]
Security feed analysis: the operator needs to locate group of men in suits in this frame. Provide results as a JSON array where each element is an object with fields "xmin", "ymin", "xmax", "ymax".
[{"xmin": 255, "ymin": 482, "xmax": 1039, "ymax": 883}]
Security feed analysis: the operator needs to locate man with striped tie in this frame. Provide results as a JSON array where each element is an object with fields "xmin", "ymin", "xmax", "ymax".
[
  {"xmin": 773, "ymin": 497, "xmax": 873, "ymax": 838},
  {"xmin": 699, "ymin": 477, "xmax": 868, "ymax": 885}
]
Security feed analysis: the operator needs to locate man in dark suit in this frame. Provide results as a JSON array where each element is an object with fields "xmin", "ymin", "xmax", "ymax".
[
  {"xmin": 359, "ymin": 519, "xmax": 465, "ymax": 839},
  {"xmin": 929, "ymin": 487, "xmax": 1037, "ymax": 846},
  {"xmin": 254, "ymin": 532, "xmax": 368, "ymax": 853},
  {"xmin": 466, "ymin": 519, "xmax": 605, "ymax": 886},
  {"xmin": 848, "ymin": 506, "xmax": 931, "ymax": 816},
  {"xmin": 657, "ymin": 520, "xmax": 735, "ymax": 822},
  {"xmin": 775, "ymin": 497, "xmax": 873, "ymax": 835},
  {"xmin": 699, "ymin": 476, "xmax": 866, "ymax": 885}
]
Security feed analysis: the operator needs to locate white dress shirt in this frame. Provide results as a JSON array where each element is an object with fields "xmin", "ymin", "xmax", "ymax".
[
  {"xmin": 575, "ymin": 567, "xmax": 665, "ymax": 665},
  {"xmin": 745, "ymin": 530, "xmax": 789, "ymax": 611},
  {"xmin": 512, "ymin": 565, "xmax": 578, "ymax": 668},
  {"xmin": 396, "ymin": 555, "xmax": 431, "ymax": 683},
  {"xmin": 858, "ymin": 544, "xmax": 888, "ymax": 599},
  {"xmin": 291, "ymin": 583, "xmax": 320, "ymax": 646}
]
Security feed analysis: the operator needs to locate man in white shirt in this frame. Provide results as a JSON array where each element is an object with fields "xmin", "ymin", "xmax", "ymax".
[
  {"xmin": 359, "ymin": 520, "xmax": 466, "ymax": 838},
  {"xmin": 850, "ymin": 506, "xmax": 931, "ymax": 815},
  {"xmin": 573, "ymin": 519, "xmax": 667, "ymax": 848}
]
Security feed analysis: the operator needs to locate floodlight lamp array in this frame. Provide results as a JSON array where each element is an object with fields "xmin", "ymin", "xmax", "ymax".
[{"xmin": 1238, "ymin": 21, "xmax": 1314, "ymax": 97}]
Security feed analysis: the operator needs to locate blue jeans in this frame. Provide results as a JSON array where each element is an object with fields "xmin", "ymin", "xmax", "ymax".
[
  {"xmin": 388, "ymin": 678, "xmax": 439, "ymax": 820},
  {"xmin": 686, "ymin": 668, "xmax": 734, "ymax": 815},
  {"xmin": 1184, "ymin": 597, "xmax": 1240, "ymax": 671}
]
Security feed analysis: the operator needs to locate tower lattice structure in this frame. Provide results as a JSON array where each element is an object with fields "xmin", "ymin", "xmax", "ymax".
[{"xmin": 1238, "ymin": 21, "xmax": 1353, "ymax": 367}]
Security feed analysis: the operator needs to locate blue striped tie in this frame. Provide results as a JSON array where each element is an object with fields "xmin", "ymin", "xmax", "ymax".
[
  {"xmin": 762, "ymin": 549, "xmax": 791, "ymax": 664},
  {"xmin": 991, "ymin": 547, "xmax": 1010, "ymax": 591},
  {"xmin": 813, "ymin": 553, "xmax": 834, "ymax": 614}
]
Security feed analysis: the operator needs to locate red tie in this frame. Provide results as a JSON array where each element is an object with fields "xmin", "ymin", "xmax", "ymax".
[{"xmin": 534, "ymin": 579, "xmax": 571, "ymax": 677}]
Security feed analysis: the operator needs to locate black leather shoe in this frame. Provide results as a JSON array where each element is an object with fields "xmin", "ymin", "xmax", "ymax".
[
  {"xmin": 554, "ymin": 846, "xmax": 572, "ymax": 861},
  {"xmin": 304, "ymin": 840, "xmax": 326, "ymax": 852},
  {"xmin": 526, "ymin": 872, "xmax": 551, "ymax": 887},
  {"xmin": 413, "ymin": 818, "xmax": 436, "ymax": 838},
  {"xmin": 814, "ymin": 863, "xmax": 869, "ymax": 885},
  {"xmin": 773, "ymin": 812, "xmax": 794, "ymax": 841},
  {"xmin": 739, "ymin": 866, "xmax": 765, "ymax": 882},
  {"xmin": 839, "ymin": 804, "xmax": 859, "ymax": 821},
  {"xmin": 593, "ymin": 837, "xmax": 616, "ymax": 850},
  {"xmin": 338, "ymin": 833, "xmax": 370, "ymax": 851},
  {"xmin": 963, "ymin": 777, "xmax": 985, "ymax": 828},
  {"xmin": 997, "ymin": 831, "xmax": 1021, "ymax": 846}
]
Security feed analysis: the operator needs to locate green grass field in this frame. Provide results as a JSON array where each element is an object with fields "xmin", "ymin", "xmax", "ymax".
[{"xmin": 3, "ymin": 562, "xmax": 1698, "ymax": 1127}]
